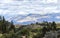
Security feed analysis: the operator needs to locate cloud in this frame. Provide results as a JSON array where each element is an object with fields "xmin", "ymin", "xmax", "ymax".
[
  {"xmin": 0, "ymin": 0, "xmax": 60, "ymax": 24},
  {"xmin": 0, "ymin": 0, "xmax": 59, "ymax": 15},
  {"xmin": 17, "ymin": 16, "xmax": 39, "ymax": 23},
  {"xmin": 46, "ymin": 0, "xmax": 57, "ymax": 3},
  {"xmin": 0, "ymin": 10, "xmax": 3, "ymax": 14},
  {"xmin": 40, "ymin": 16, "xmax": 50, "ymax": 18},
  {"xmin": 0, "ymin": 0, "xmax": 13, "ymax": 3},
  {"xmin": 17, "ymin": 15, "xmax": 50, "ymax": 23},
  {"xmin": 56, "ymin": 16, "xmax": 60, "ymax": 19}
]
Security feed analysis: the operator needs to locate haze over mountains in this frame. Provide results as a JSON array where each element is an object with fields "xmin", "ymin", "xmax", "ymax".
[{"xmin": 4, "ymin": 13, "xmax": 60, "ymax": 25}]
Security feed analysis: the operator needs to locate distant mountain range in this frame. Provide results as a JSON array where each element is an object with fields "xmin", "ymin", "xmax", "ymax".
[{"xmin": 5, "ymin": 13, "xmax": 60, "ymax": 25}]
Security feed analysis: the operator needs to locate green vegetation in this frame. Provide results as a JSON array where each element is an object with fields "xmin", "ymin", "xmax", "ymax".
[{"xmin": 0, "ymin": 16, "xmax": 59, "ymax": 38}]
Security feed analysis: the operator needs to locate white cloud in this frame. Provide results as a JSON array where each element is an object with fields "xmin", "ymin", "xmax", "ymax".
[
  {"xmin": 0, "ymin": 0, "xmax": 59, "ymax": 15},
  {"xmin": 0, "ymin": 0, "xmax": 60, "ymax": 24},
  {"xmin": 0, "ymin": 10, "xmax": 3, "ymax": 14},
  {"xmin": 41, "ymin": 16, "xmax": 50, "ymax": 18},
  {"xmin": 0, "ymin": 0, "xmax": 13, "ymax": 3},
  {"xmin": 17, "ymin": 15, "xmax": 50, "ymax": 23},
  {"xmin": 17, "ymin": 11, "xmax": 29, "ymax": 15},
  {"xmin": 17, "ymin": 16, "xmax": 39, "ymax": 23},
  {"xmin": 56, "ymin": 16, "xmax": 60, "ymax": 19},
  {"xmin": 46, "ymin": 0, "xmax": 57, "ymax": 3}
]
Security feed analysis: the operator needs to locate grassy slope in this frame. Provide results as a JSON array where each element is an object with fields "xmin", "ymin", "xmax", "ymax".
[{"xmin": 56, "ymin": 23, "xmax": 60, "ymax": 28}]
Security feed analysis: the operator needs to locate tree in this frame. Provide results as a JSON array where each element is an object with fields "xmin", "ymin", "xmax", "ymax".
[
  {"xmin": 46, "ymin": 22, "xmax": 51, "ymax": 31},
  {"xmin": 0, "ymin": 16, "xmax": 2, "ymax": 32},
  {"xmin": 9, "ymin": 20, "xmax": 15, "ymax": 33},
  {"xmin": 2, "ymin": 16, "xmax": 5, "ymax": 23},
  {"xmin": 2, "ymin": 16, "xmax": 7, "ymax": 33},
  {"xmin": 19, "ymin": 28, "xmax": 29, "ymax": 36},
  {"xmin": 36, "ymin": 22, "xmax": 39, "ymax": 25},
  {"xmin": 42, "ymin": 26, "xmax": 47, "ymax": 37},
  {"xmin": 0, "ymin": 16, "xmax": 2, "ymax": 21},
  {"xmin": 51, "ymin": 21, "xmax": 56, "ymax": 30}
]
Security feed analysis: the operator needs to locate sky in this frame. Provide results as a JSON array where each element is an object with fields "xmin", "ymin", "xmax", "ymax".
[{"xmin": 0, "ymin": 0, "xmax": 60, "ymax": 24}]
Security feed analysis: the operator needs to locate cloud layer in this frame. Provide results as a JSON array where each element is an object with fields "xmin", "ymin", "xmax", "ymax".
[
  {"xmin": 0, "ymin": 0, "xmax": 59, "ymax": 15},
  {"xmin": 0, "ymin": 0, "xmax": 60, "ymax": 24}
]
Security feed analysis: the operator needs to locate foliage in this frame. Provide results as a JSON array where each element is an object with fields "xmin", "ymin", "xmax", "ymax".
[
  {"xmin": 0, "ymin": 16, "xmax": 57, "ymax": 38},
  {"xmin": 51, "ymin": 21, "xmax": 56, "ymax": 30}
]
